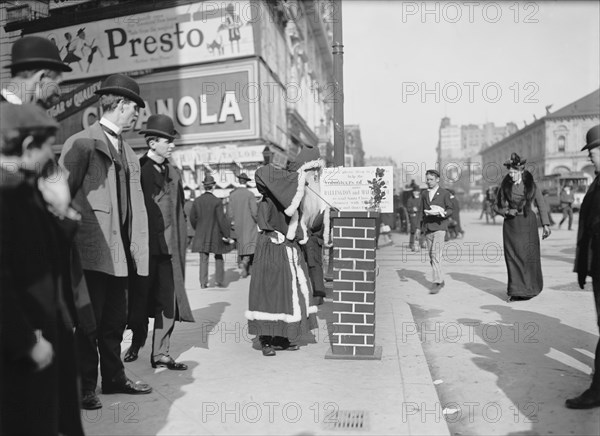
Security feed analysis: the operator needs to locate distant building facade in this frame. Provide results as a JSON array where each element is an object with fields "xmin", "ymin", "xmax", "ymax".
[
  {"xmin": 344, "ymin": 124, "xmax": 365, "ymax": 167},
  {"xmin": 480, "ymin": 89, "xmax": 600, "ymax": 188},
  {"xmin": 437, "ymin": 117, "xmax": 518, "ymax": 194}
]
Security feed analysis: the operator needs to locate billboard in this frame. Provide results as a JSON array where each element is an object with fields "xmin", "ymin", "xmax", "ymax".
[{"xmin": 33, "ymin": 1, "xmax": 255, "ymax": 81}]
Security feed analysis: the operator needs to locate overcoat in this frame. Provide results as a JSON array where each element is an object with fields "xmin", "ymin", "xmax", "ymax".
[
  {"xmin": 574, "ymin": 174, "xmax": 600, "ymax": 283},
  {"xmin": 190, "ymin": 191, "xmax": 231, "ymax": 254},
  {"xmin": 59, "ymin": 121, "xmax": 149, "ymax": 277},
  {"xmin": 0, "ymin": 168, "xmax": 84, "ymax": 436},
  {"xmin": 227, "ymin": 186, "xmax": 258, "ymax": 256},
  {"xmin": 136, "ymin": 154, "xmax": 194, "ymax": 322}
]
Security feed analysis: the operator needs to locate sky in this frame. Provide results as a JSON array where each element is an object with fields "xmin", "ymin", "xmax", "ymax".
[{"xmin": 343, "ymin": 0, "xmax": 600, "ymax": 176}]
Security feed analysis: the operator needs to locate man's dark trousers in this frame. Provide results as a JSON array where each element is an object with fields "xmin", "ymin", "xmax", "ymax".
[{"xmin": 77, "ymin": 270, "xmax": 129, "ymax": 391}]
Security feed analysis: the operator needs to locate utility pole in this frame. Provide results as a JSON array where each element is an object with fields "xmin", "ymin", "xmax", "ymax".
[{"xmin": 332, "ymin": 0, "xmax": 345, "ymax": 167}]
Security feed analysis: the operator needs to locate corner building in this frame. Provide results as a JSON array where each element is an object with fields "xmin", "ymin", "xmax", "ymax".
[{"xmin": 1, "ymin": 0, "xmax": 335, "ymax": 195}]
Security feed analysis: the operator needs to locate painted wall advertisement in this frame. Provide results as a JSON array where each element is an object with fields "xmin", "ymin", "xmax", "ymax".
[
  {"xmin": 53, "ymin": 62, "xmax": 258, "ymax": 146},
  {"xmin": 32, "ymin": 1, "xmax": 255, "ymax": 81},
  {"xmin": 321, "ymin": 166, "xmax": 394, "ymax": 213}
]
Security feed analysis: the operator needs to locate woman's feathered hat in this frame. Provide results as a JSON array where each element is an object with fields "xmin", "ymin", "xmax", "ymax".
[{"xmin": 504, "ymin": 152, "xmax": 527, "ymax": 170}]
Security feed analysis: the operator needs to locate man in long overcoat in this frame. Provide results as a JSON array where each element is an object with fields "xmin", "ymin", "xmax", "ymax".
[
  {"xmin": 124, "ymin": 115, "xmax": 194, "ymax": 369},
  {"xmin": 59, "ymin": 74, "xmax": 151, "ymax": 410},
  {"xmin": 227, "ymin": 173, "xmax": 258, "ymax": 278},
  {"xmin": 1, "ymin": 104, "xmax": 84, "ymax": 435},
  {"xmin": 190, "ymin": 175, "xmax": 232, "ymax": 288},
  {"xmin": 566, "ymin": 124, "xmax": 600, "ymax": 409}
]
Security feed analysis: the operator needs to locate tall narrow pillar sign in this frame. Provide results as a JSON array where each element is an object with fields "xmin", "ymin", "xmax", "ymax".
[{"xmin": 325, "ymin": 211, "xmax": 382, "ymax": 360}]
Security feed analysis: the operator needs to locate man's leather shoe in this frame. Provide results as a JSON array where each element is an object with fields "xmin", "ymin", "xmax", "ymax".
[
  {"xmin": 272, "ymin": 343, "xmax": 300, "ymax": 351},
  {"xmin": 261, "ymin": 345, "xmax": 276, "ymax": 356},
  {"xmin": 123, "ymin": 345, "xmax": 140, "ymax": 363},
  {"xmin": 430, "ymin": 281, "xmax": 445, "ymax": 294},
  {"xmin": 200, "ymin": 283, "xmax": 208, "ymax": 289},
  {"xmin": 81, "ymin": 391, "xmax": 102, "ymax": 410},
  {"xmin": 565, "ymin": 389, "xmax": 600, "ymax": 409},
  {"xmin": 102, "ymin": 378, "xmax": 152, "ymax": 395},
  {"xmin": 151, "ymin": 356, "xmax": 188, "ymax": 370}
]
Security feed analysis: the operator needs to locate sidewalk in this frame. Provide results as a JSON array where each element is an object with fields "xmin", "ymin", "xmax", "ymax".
[{"xmin": 82, "ymin": 246, "xmax": 449, "ymax": 435}]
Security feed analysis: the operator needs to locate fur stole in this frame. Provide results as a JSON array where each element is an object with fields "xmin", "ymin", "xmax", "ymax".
[{"xmin": 497, "ymin": 170, "xmax": 535, "ymax": 217}]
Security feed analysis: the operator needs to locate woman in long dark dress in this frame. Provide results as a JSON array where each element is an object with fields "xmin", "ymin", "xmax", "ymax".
[{"xmin": 494, "ymin": 153, "xmax": 552, "ymax": 302}]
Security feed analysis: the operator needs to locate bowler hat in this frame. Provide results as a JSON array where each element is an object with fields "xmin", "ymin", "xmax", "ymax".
[
  {"xmin": 95, "ymin": 74, "xmax": 145, "ymax": 108},
  {"xmin": 581, "ymin": 125, "xmax": 600, "ymax": 151},
  {"xmin": 412, "ymin": 185, "xmax": 421, "ymax": 192},
  {"xmin": 202, "ymin": 175, "xmax": 217, "ymax": 187},
  {"xmin": 0, "ymin": 102, "xmax": 59, "ymax": 131},
  {"xmin": 139, "ymin": 114, "xmax": 179, "ymax": 140},
  {"xmin": 5, "ymin": 36, "xmax": 72, "ymax": 73},
  {"xmin": 237, "ymin": 173, "xmax": 251, "ymax": 183},
  {"xmin": 503, "ymin": 152, "xmax": 527, "ymax": 170}
]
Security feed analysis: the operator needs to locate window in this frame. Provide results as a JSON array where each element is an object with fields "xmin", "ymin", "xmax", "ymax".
[{"xmin": 558, "ymin": 135, "xmax": 566, "ymax": 152}]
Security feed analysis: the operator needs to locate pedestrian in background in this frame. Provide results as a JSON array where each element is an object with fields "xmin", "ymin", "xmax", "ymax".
[
  {"xmin": 124, "ymin": 115, "xmax": 194, "ymax": 370},
  {"xmin": 419, "ymin": 169, "xmax": 453, "ymax": 294},
  {"xmin": 0, "ymin": 103, "xmax": 84, "ymax": 436},
  {"xmin": 559, "ymin": 183, "xmax": 575, "ymax": 230},
  {"xmin": 190, "ymin": 174, "xmax": 232, "ymax": 288},
  {"xmin": 542, "ymin": 189, "xmax": 556, "ymax": 226},
  {"xmin": 227, "ymin": 173, "xmax": 258, "ymax": 278},
  {"xmin": 183, "ymin": 187, "xmax": 196, "ymax": 247},
  {"xmin": 494, "ymin": 153, "xmax": 551, "ymax": 302},
  {"xmin": 566, "ymin": 124, "xmax": 600, "ymax": 409},
  {"xmin": 407, "ymin": 186, "xmax": 421, "ymax": 251},
  {"xmin": 59, "ymin": 74, "xmax": 152, "ymax": 410}
]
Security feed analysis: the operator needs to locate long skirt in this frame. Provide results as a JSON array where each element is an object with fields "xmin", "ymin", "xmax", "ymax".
[
  {"xmin": 502, "ymin": 212, "xmax": 543, "ymax": 298},
  {"xmin": 246, "ymin": 234, "xmax": 318, "ymax": 341}
]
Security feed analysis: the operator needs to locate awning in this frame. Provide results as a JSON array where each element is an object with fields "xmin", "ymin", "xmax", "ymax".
[{"xmin": 172, "ymin": 144, "xmax": 266, "ymax": 169}]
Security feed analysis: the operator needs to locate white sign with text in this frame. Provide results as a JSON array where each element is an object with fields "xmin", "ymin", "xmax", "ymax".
[{"xmin": 321, "ymin": 166, "xmax": 394, "ymax": 213}]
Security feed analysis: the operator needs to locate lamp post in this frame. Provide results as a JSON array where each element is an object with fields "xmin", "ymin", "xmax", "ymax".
[{"xmin": 332, "ymin": 0, "xmax": 345, "ymax": 167}]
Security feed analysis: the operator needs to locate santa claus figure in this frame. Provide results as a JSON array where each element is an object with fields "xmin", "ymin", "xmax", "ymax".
[{"xmin": 245, "ymin": 144, "xmax": 330, "ymax": 356}]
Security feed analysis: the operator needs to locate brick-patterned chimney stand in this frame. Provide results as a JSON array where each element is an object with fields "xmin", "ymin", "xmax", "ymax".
[{"xmin": 325, "ymin": 211, "xmax": 382, "ymax": 360}]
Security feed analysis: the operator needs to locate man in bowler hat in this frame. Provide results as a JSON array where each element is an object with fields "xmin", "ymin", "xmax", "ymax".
[
  {"xmin": 227, "ymin": 173, "xmax": 258, "ymax": 278},
  {"xmin": 566, "ymin": 124, "xmax": 600, "ymax": 409},
  {"xmin": 59, "ymin": 74, "xmax": 151, "ymax": 409},
  {"xmin": 190, "ymin": 174, "xmax": 232, "ymax": 288},
  {"xmin": 419, "ymin": 169, "xmax": 453, "ymax": 294},
  {"xmin": 1, "ymin": 36, "xmax": 71, "ymax": 107},
  {"xmin": 124, "ymin": 115, "xmax": 194, "ymax": 369}
]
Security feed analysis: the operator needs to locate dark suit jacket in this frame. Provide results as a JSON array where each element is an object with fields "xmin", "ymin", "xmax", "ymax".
[
  {"xmin": 190, "ymin": 192, "xmax": 231, "ymax": 254},
  {"xmin": 419, "ymin": 186, "xmax": 454, "ymax": 232},
  {"xmin": 574, "ymin": 175, "xmax": 600, "ymax": 282}
]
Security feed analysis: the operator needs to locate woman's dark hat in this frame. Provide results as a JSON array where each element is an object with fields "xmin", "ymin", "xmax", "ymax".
[
  {"xmin": 237, "ymin": 173, "xmax": 251, "ymax": 183},
  {"xmin": 5, "ymin": 36, "xmax": 72, "ymax": 73},
  {"xmin": 139, "ymin": 114, "xmax": 179, "ymax": 140},
  {"xmin": 504, "ymin": 152, "xmax": 527, "ymax": 169},
  {"xmin": 202, "ymin": 175, "xmax": 217, "ymax": 187},
  {"xmin": 582, "ymin": 125, "xmax": 600, "ymax": 151},
  {"xmin": 94, "ymin": 74, "xmax": 145, "ymax": 108}
]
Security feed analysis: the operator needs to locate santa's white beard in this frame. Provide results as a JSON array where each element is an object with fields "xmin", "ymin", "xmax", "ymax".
[{"xmin": 301, "ymin": 175, "xmax": 324, "ymax": 230}]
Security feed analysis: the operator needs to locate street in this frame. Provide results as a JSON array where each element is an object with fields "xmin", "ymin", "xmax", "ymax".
[
  {"xmin": 79, "ymin": 209, "xmax": 600, "ymax": 435},
  {"xmin": 391, "ymin": 209, "xmax": 600, "ymax": 435}
]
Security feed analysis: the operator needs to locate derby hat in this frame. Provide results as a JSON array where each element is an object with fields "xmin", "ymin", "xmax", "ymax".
[
  {"xmin": 503, "ymin": 152, "xmax": 527, "ymax": 169},
  {"xmin": 5, "ymin": 36, "xmax": 72, "ymax": 73},
  {"xmin": 139, "ymin": 114, "xmax": 179, "ymax": 140},
  {"xmin": 202, "ymin": 174, "xmax": 217, "ymax": 187},
  {"xmin": 94, "ymin": 74, "xmax": 145, "ymax": 108},
  {"xmin": 581, "ymin": 125, "xmax": 600, "ymax": 151},
  {"xmin": 237, "ymin": 173, "xmax": 251, "ymax": 183},
  {"xmin": 0, "ymin": 102, "xmax": 59, "ymax": 131}
]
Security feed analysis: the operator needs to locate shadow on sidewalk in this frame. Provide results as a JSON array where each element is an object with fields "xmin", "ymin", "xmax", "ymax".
[
  {"xmin": 396, "ymin": 268, "xmax": 430, "ymax": 290},
  {"xmin": 449, "ymin": 272, "xmax": 507, "ymax": 301},
  {"xmin": 169, "ymin": 302, "xmax": 231, "ymax": 353},
  {"xmin": 457, "ymin": 305, "xmax": 598, "ymax": 434}
]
